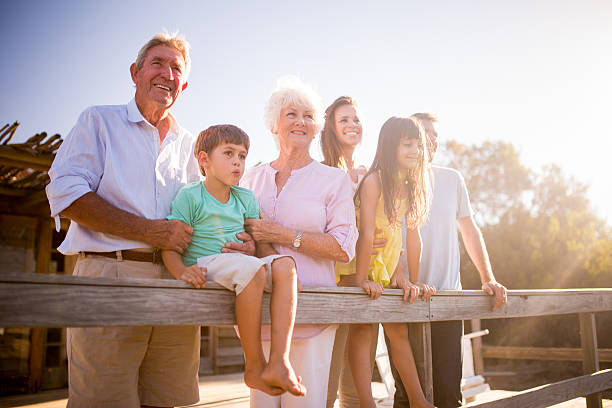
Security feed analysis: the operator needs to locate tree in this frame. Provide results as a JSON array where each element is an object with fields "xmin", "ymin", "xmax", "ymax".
[{"xmin": 440, "ymin": 140, "xmax": 612, "ymax": 347}]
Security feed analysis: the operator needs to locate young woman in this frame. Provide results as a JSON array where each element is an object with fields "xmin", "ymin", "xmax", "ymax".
[
  {"xmin": 345, "ymin": 116, "xmax": 434, "ymax": 408},
  {"xmin": 322, "ymin": 96, "xmax": 376, "ymax": 408}
]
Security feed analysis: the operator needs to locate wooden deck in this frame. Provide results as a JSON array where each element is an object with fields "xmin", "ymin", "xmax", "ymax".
[{"xmin": 0, "ymin": 373, "xmax": 610, "ymax": 408}]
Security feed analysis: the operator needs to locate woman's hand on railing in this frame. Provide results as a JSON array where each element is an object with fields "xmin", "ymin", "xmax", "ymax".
[
  {"xmin": 390, "ymin": 271, "xmax": 420, "ymax": 303},
  {"xmin": 414, "ymin": 283, "xmax": 437, "ymax": 300},
  {"xmin": 360, "ymin": 279, "xmax": 384, "ymax": 299}
]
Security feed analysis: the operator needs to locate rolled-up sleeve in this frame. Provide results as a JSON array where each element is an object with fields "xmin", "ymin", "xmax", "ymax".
[
  {"xmin": 325, "ymin": 172, "xmax": 358, "ymax": 262},
  {"xmin": 46, "ymin": 108, "xmax": 105, "ymax": 218}
]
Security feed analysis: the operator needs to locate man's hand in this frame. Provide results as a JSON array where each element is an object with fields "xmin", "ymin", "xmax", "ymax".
[
  {"xmin": 414, "ymin": 282, "xmax": 436, "ymax": 300},
  {"xmin": 360, "ymin": 279, "xmax": 384, "ymax": 300},
  {"xmin": 149, "ymin": 219, "xmax": 193, "ymax": 253},
  {"xmin": 482, "ymin": 281, "xmax": 507, "ymax": 311},
  {"xmin": 390, "ymin": 273, "xmax": 420, "ymax": 303},
  {"xmin": 221, "ymin": 231, "xmax": 256, "ymax": 256},
  {"xmin": 180, "ymin": 265, "xmax": 207, "ymax": 288}
]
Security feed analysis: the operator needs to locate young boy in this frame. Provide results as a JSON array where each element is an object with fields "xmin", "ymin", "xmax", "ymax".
[{"xmin": 162, "ymin": 124, "xmax": 305, "ymax": 397}]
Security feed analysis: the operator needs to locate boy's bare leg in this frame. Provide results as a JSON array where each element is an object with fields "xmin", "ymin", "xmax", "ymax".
[
  {"xmin": 348, "ymin": 323, "xmax": 376, "ymax": 408},
  {"xmin": 383, "ymin": 323, "xmax": 435, "ymax": 408},
  {"xmin": 260, "ymin": 256, "xmax": 306, "ymax": 396},
  {"xmin": 237, "ymin": 266, "xmax": 283, "ymax": 396}
]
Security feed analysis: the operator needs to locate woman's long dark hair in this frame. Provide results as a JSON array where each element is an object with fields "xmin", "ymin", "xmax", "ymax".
[
  {"xmin": 320, "ymin": 96, "xmax": 357, "ymax": 170},
  {"xmin": 357, "ymin": 116, "xmax": 431, "ymax": 228}
]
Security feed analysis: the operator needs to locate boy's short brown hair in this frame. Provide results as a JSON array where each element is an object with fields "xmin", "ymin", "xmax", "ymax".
[{"xmin": 194, "ymin": 124, "xmax": 250, "ymax": 176}]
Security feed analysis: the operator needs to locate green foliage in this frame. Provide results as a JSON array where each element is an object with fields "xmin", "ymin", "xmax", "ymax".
[
  {"xmin": 440, "ymin": 140, "xmax": 612, "ymax": 347},
  {"xmin": 439, "ymin": 140, "xmax": 612, "ymax": 291}
]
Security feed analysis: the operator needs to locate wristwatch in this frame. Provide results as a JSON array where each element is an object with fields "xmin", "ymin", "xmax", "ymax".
[{"xmin": 291, "ymin": 231, "xmax": 303, "ymax": 249}]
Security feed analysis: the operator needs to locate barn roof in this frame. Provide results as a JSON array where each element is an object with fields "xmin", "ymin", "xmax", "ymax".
[{"xmin": 0, "ymin": 122, "xmax": 62, "ymax": 216}]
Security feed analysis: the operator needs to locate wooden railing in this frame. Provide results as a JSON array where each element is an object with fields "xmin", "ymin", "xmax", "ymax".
[{"xmin": 1, "ymin": 273, "xmax": 611, "ymax": 408}]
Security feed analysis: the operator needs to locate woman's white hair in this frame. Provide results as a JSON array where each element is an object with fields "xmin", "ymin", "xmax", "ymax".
[{"xmin": 263, "ymin": 76, "xmax": 323, "ymax": 140}]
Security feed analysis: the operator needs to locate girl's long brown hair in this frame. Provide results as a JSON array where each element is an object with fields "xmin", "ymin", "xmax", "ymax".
[
  {"xmin": 320, "ymin": 96, "xmax": 357, "ymax": 170},
  {"xmin": 356, "ymin": 116, "xmax": 432, "ymax": 229}
]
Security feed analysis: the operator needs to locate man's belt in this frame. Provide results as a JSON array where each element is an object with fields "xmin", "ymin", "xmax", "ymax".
[{"xmin": 82, "ymin": 249, "xmax": 162, "ymax": 264}]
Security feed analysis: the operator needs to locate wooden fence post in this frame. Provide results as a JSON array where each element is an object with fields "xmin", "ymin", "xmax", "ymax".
[
  {"xmin": 471, "ymin": 319, "xmax": 485, "ymax": 375},
  {"xmin": 28, "ymin": 219, "xmax": 52, "ymax": 393},
  {"xmin": 409, "ymin": 322, "xmax": 433, "ymax": 403},
  {"xmin": 579, "ymin": 312, "xmax": 602, "ymax": 408}
]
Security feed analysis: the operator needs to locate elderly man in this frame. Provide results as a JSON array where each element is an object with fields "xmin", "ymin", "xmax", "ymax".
[
  {"xmin": 388, "ymin": 113, "xmax": 508, "ymax": 408},
  {"xmin": 46, "ymin": 32, "xmax": 252, "ymax": 408}
]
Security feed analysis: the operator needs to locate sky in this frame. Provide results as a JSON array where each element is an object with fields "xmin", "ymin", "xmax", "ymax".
[{"xmin": 2, "ymin": 1, "xmax": 611, "ymax": 225}]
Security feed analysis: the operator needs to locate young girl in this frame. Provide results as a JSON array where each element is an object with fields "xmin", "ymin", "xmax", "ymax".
[{"xmin": 345, "ymin": 116, "xmax": 434, "ymax": 408}]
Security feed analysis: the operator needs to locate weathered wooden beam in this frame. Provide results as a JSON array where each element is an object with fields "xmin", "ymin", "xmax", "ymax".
[
  {"xmin": 0, "ymin": 147, "xmax": 54, "ymax": 171},
  {"xmin": 0, "ymin": 186, "xmax": 32, "ymax": 197},
  {"xmin": 0, "ymin": 274, "xmax": 430, "ymax": 327},
  {"xmin": 471, "ymin": 319, "xmax": 485, "ymax": 375},
  {"xmin": 20, "ymin": 190, "xmax": 50, "ymax": 209},
  {"xmin": 1, "ymin": 274, "xmax": 612, "ymax": 327},
  {"xmin": 0, "ymin": 214, "xmax": 39, "ymax": 229},
  {"xmin": 27, "ymin": 220, "xmax": 53, "ymax": 393},
  {"xmin": 430, "ymin": 290, "xmax": 612, "ymax": 319},
  {"xmin": 481, "ymin": 346, "xmax": 612, "ymax": 362},
  {"xmin": 579, "ymin": 312, "xmax": 602, "ymax": 408},
  {"xmin": 470, "ymin": 369, "xmax": 612, "ymax": 408}
]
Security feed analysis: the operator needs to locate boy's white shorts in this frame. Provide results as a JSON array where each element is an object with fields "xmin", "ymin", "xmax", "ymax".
[{"xmin": 196, "ymin": 253, "xmax": 293, "ymax": 295}]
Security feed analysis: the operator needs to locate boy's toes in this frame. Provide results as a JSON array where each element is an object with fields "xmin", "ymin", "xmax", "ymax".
[{"xmin": 290, "ymin": 382, "xmax": 307, "ymax": 396}]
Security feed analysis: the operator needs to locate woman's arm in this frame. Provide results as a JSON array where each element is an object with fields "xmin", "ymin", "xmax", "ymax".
[
  {"xmin": 244, "ymin": 218, "xmax": 348, "ymax": 262},
  {"xmin": 354, "ymin": 174, "xmax": 384, "ymax": 299}
]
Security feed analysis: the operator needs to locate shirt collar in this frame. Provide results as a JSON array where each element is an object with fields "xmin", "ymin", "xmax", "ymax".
[
  {"xmin": 127, "ymin": 98, "xmax": 181, "ymax": 136},
  {"xmin": 127, "ymin": 98, "xmax": 145, "ymax": 123}
]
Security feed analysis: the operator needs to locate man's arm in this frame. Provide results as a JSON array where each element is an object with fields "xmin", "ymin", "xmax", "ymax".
[
  {"xmin": 62, "ymin": 192, "xmax": 193, "ymax": 253},
  {"xmin": 458, "ymin": 215, "xmax": 507, "ymax": 310}
]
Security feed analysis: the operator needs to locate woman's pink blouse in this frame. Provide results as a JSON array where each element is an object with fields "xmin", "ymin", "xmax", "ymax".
[{"xmin": 241, "ymin": 160, "xmax": 358, "ymax": 338}]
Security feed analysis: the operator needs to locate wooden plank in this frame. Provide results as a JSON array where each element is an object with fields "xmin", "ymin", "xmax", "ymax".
[
  {"xmin": 481, "ymin": 346, "xmax": 612, "ymax": 362},
  {"xmin": 409, "ymin": 322, "xmax": 433, "ymax": 403},
  {"xmin": 430, "ymin": 290, "xmax": 612, "ymax": 320},
  {"xmin": 20, "ymin": 191, "xmax": 51, "ymax": 209},
  {"xmin": 27, "ymin": 220, "xmax": 53, "ymax": 393},
  {"xmin": 580, "ymin": 312, "xmax": 602, "ymax": 408},
  {"xmin": 471, "ymin": 319, "xmax": 485, "ymax": 375},
  {"xmin": 470, "ymin": 369, "xmax": 612, "ymax": 408},
  {"xmin": 0, "ymin": 214, "xmax": 39, "ymax": 229},
  {"xmin": 63, "ymin": 255, "xmax": 78, "ymax": 275},
  {"xmin": 1, "ymin": 274, "xmax": 612, "ymax": 326},
  {"xmin": 0, "ymin": 281, "xmax": 239, "ymax": 327},
  {"xmin": 0, "ymin": 148, "xmax": 54, "ymax": 171}
]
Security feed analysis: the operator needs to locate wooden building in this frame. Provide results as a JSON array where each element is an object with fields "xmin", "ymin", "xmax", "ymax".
[{"xmin": 0, "ymin": 121, "xmax": 67, "ymax": 394}]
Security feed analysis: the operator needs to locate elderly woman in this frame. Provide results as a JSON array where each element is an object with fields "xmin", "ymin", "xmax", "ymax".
[{"xmin": 241, "ymin": 77, "xmax": 358, "ymax": 408}]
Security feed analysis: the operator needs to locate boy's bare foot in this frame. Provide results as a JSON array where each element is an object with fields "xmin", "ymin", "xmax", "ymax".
[
  {"xmin": 261, "ymin": 359, "xmax": 306, "ymax": 396},
  {"xmin": 244, "ymin": 366, "xmax": 284, "ymax": 396}
]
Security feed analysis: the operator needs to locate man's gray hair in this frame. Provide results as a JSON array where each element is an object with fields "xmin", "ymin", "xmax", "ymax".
[{"xmin": 135, "ymin": 30, "xmax": 191, "ymax": 79}]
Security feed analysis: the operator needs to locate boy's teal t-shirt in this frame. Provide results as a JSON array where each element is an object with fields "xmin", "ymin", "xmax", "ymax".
[{"xmin": 167, "ymin": 181, "xmax": 260, "ymax": 266}]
